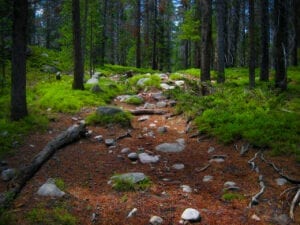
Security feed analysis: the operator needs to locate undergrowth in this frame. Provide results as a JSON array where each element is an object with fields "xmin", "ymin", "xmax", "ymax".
[
  {"xmin": 86, "ymin": 111, "xmax": 132, "ymax": 127},
  {"xmin": 111, "ymin": 175, "xmax": 152, "ymax": 192}
]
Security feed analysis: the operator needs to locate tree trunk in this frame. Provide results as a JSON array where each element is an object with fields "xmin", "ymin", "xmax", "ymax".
[
  {"xmin": 136, "ymin": 0, "xmax": 141, "ymax": 68},
  {"xmin": 100, "ymin": 0, "xmax": 107, "ymax": 66},
  {"xmin": 152, "ymin": 0, "xmax": 158, "ymax": 70},
  {"xmin": 200, "ymin": 0, "xmax": 212, "ymax": 82},
  {"xmin": 72, "ymin": 0, "xmax": 84, "ymax": 90},
  {"xmin": 248, "ymin": 0, "xmax": 255, "ymax": 89},
  {"xmin": 0, "ymin": 123, "xmax": 86, "ymax": 208},
  {"xmin": 216, "ymin": 0, "xmax": 225, "ymax": 83},
  {"xmin": 274, "ymin": 0, "xmax": 288, "ymax": 91},
  {"xmin": 11, "ymin": 0, "xmax": 28, "ymax": 121},
  {"xmin": 292, "ymin": 0, "xmax": 298, "ymax": 66},
  {"xmin": 260, "ymin": 0, "xmax": 270, "ymax": 81},
  {"xmin": 82, "ymin": 0, "xmax": 88, "ymax": 70}
]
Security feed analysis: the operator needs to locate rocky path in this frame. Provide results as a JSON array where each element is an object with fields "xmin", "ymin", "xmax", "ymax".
[{"xmin": 1, "ymin": 82, "xmax": 300, "ymax": 224}]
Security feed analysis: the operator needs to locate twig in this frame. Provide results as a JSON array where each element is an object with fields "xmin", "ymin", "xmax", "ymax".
[
  {"xmin": 195, "ymin": 163, "xmax": 211, "ymax": 172},
  {"xmin": 240, "ymin": 143, "xmax": 250, "ymax": 156},
  {"xmin": 116, "ymin": 131, "xmax": 132, "ymax": 141},
  {"xmin": 249, "ymin": 175, "xmax": 266, "ymax": 207},
  {"xmin": 290, "ymin": 188, "xmax": 300, "ymax": 220},
  {"xmin": 280, "ymin": 186, "xmax": 299, "ymax": 198},
  {"xmin": 248, "ymin": 151, "xmax": 260, "ymax": 171},
  {"xmin": 261, "ymin": 154, "xmax": 300, "ymax": 184}
]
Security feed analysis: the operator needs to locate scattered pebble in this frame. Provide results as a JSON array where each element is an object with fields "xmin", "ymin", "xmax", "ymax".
[
  {"xmin": 105, "ymin": 139, "xmax": 115, "ymax": 146},
  {"xmin": 276, "ymin": 178, "xmax": 287, "ymax": 186},
  {"xmin": 138, "ymin": 115, "xmax": 150, "ymax": 122},
  {"xmin": 203, "ymin": 175, "xmax": 213, "ymax": 182},
  {"xmin": 121, "ymin": 147, "xmax": 130, "ymax": 154},
  {"xmin": 149, "ymin": 215, "xmax": 163, "ymax": 225},
  {"xmin": 127, "ymin": 208, "xmax": 138, "ymax": 218},
  {"xmin": 37, "ymin": 178, "xmax": 65, "ymax": 197},
  {"xmin": 208, "ymin": 146, "xmax": 215, "ymax": 153},
  {"xmin": 1, "ymin": 168, "xmax": 16, "ymax": 181},
  {"xmin": 172, "ymin": 163, "xmax": 185, "ymax": 170},
  {"xmin": 181, "ymin": 208, "xmax": 201, "ymax": 222},
  {"xmin": 251, "ymin": 214, "xmax": 261, "ymax": 221},
  {"xmin": 128, "ymin": 152, "xmax": 138, "ymax": 161},
  {"xmin": 94, "ymin": 135, "xmax": 103, "ymax": 142},
  {"xmin": 138, "ymin": 152, "xmax": 160, "ymax": 164},
  {"xmin": 181, "ymin": 185, "xmax": 192, "ymax": 193}
]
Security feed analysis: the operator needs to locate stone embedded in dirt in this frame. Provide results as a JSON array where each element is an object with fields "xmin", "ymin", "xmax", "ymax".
[
  {"xmin": 272, "ymin": 214, "xmax": 291, "ymax": 225},
  {"xmin": 96, "ymin": 106, "xmax": 123, "ymax": 116},
  {"xmin": 155, "ymin": 139, "xmax": 185, "ymax": 153},
  {"xmin": 157, "ymin": 126, "xmax": 168, "ymax": 134},
  {"xmin": 172, "ymin": 163, "xmax": 185, "ymax": 170},
  {"xmin": 127, "ymin": 208, "xmax": 138, "ymax": 218},
  {"xmin": 181, "ymin": 185, "xmax": 192, "ymax": 193},
  {"xmin": 1, "ymin": 168, "xmax": 16, "ymax": 181},
  {"xmin": 121, "ymin": 147, "xmax": 130, "ymax": 154},
  {"xmin": 203, "ymin": 175, "xmax": 213, "ymax": 182},
  {"xmin": 181, "ymin": 208, "xmax": 201, "ymax": 222},
  {"xmin": 94, "ymin": 135, "xmax": 103, "ymax": 142},
  {"xmin": 156, "ymin": 101, "xmax": 167, "ymax": 108},
  {"xmin": 149, "ymin": 123, "xmax": 157, "ymax": 128},
  {"xmin": 138, "ymin": 152, "xmax": 160, "ymax": 164},
  {"xmin": 251, "ymin": 214, "xmax": 261, "ymax": 221},
  {"xmin": 208, "ymin": 146, "xmax": 215, "ymax": 153},
  {"xmin": 105, "ymin": 139, "xmax": 115, "ymax": 146},
  {"xmin": 275, "ymin": 178, "xmax": 287, "ymax": 186},
  {"xmin": 128, "ymin": 152, "xmax": 138, "ymax": 161},
  {"xmin": 144, "ymin": 102, "xmax": 156, "ymax": 109},
  {"xmin": 37, "ymin": 178, "xmax": 65, "ymax": 197},
  {"xmin": 138, "ymin": 115, "xmax": 150, "ymax": 122},
  {"xmin": 224, "ymin": 181, "xmax": 240, "ymax": 191},
  {"xmin": 209, "ymin": 158, "xmax": 225, "ymax": 163},
  {"xmin": 111, "ymin": 172, "xmax": 147, "ymax": 184},
  {"xmin": 149, "ymin": 215, "xmax": 164, "ymax": 225},
  {"xmin": 152, "ymin": 92, "xmax": 166, "ymax": 101}
]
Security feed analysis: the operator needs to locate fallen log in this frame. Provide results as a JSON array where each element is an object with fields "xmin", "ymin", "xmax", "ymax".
[
  {"xmin": 0, "ymin": 122, "xmax": 87, "ymax": 208},
  {"xmin": 130, "ymin": 109, "xmax": 167, "ymax": 115}
]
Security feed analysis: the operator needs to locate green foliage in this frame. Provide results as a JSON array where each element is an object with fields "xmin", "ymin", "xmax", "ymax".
[
  {"xmin": 111, "ymin": 175, "xmax": 151, "ymax": 192},
  {"xmin": 97, "ymin": 64, "xmax": 156, "ymax": 76},
  {"xmin": 128, "ymin": 74, "xmax": 161, "ymax": 90},
  {"xmin": 54, "ymin": 178, "xmax": 66, "ymax": 191},
  {"xmin": 26, "ymin": 207, "xmax": 76, "ymax": 225},
  {"xmin": 169, "ymin": 73, "xmax": 184, "ymax": 80},
  {"xmin": 222, "ymin": 192, "xmax": 245, "ymax": 201},
  {"xmin": 124, "ymin": 96, "xmax": 144, "ymax": 105},
  {"xmin": 176, "ymin": 68, "xmax": 200, "ymax": 78},
  {"xmin": 178, "ymin": 8, "xmax": 200, "ymax": 41},
  {"xmin": 86, "ymin": 111, "xmax": 132, "ymax": 127},
  {"xmin": 0, "ymin": 210, "xmax": 17, "ymax": 225}
]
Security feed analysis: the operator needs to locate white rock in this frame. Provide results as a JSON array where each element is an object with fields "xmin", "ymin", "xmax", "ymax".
[
  {"xmin": 181, "ymin": 208, "xmax": 201, "ymax": 222},
  {"xmin": 251, "ymin": 214, "xmax": 261, "ymax": 221},
  {"xmin": 127, "ymin": 208, "xmax": 138, "ymax": 218},
  {"xmin": 160, "ymin": 83, "xmax": 175, "ymax": 90},
  {"xmin": 224, "ymin": 181, "xmax": 237, "ymax": 188},
  {"xmin": 121, "ymin": 147, "xmax": 130, "ymax": 153},
  {"xmin": 138, "ymin": 115, "xmax": 150, "ymax": 122},
  {"xmin": 276, "ymin": 178, "xmax": 287, "ymax": 186},
  {"xmin": 181, "ymin": 185, "xmax": 192, "ymax": 193},
  {"xmin": 156, "ymin": 101, "xmax": 167, "ymax": 108},
  {"xmin": 172, "ymin": 163, "xmax": 185, "ymax": 170},
  {"xmin": 209, "ymin": 158, "xmax": 225, "ymax": 163},
  {"xmin": 86, "ymin": 77, "xmax": 99, "ymax": 85},
  {"xmin": 175, "ymin": 80, "xmax": 185, "ymax": 86},
  {"xmin": 37, "ymin": 179, "xmax": 65, "ymax": 197},
  {"xmin": 208, "ymin": 146, "xmax": 215, "ymax": 153},
  {"xmin": 139, "ymin": 153, "xmax": 160, "ymax": 164},
  {"xmin": 149, "ymin": 215, "xmax": 164, "ymax": 225},
  {"xmin": 203, "ymin": 175, "xmax": 213, "ymax": 182}
]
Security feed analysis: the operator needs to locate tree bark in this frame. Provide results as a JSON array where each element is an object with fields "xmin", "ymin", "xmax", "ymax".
[
  {"xmin": 260, "ymin": 0, "xmax": 270, "ymax": 81},
  {"xmin": 100, "ymin": 0, "xmax": 107, "ymax": 66},
  {"xmin": 72, "ymin": 0, "xmax": 84, "ymax": 90},
  {"xmin": 274, "ymin": 0, "xmax": 288, "ymax": 91},
  {"xmin": 136, "ymin": 0, "xmax": 141, "ymax": 68},
  {"xmin": 0, "ymin": 123, "xmax": 86, "ymax": 208},
  {"xmin": 216, "ymin": 0, "xmax": 225, "ymax": 83},
  {"xmin": 292, "ymin": 0, "xmax": 298, "ymax": 66},
  {"xmin": 248, "ymin": 0, "xmax": 255, "ymax": 89},
  {"xmin": 152, "ymin": 0, "xmax": 158, "ymax": 70},
  {"xmin": 200, "ymin": 0, "xmax": 212, "ymax": 82},
  {"xmin": 11, "ymin": 0, "xmax": 28, "ymax": 121}
]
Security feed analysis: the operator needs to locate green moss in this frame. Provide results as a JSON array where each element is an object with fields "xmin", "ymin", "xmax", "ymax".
[
  {"xmin": 169, "ymin": 73, "xmax": 184, "ymax": 80},
  {"xmin": 54, "ymin": 178, "xmax": 66, "ymax": 191},
  {"xmin": 124, "ymin": 96, "xmax": 144, "ymax": 105},
  {"xmin": 222, "ymin": 192, "xmax": 245, "ymax": 201},
  {"xmin": 111, "ymin": 175, "xmax": 151, "ymax": 192},
  {"xmin": 0, "ymin": 210, "xmax": 17, "ymax": 225},
  {"xmin": 86, "ymin": 111, "xmax": 132, "ymax": 127},
  {"xmin": 97, "ymin": 64, "xmax": 157, "ymax": 76}
]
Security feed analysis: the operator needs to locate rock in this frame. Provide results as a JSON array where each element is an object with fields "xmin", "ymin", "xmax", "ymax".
[
  {"xmin": 41, "ymin": 65, "xmax": 58, "ymax": 73},
  {"xmin": 152, "ymin": 92, "xmax": 166, "ymax": 101},
  {"xmin": 208, "ymin": 146, "xmax": 215, "ymax": 153},
  {"xmin": 209, "ymin": 158, "xmax": 225, "ymax": 163},
  {"xmin": 159, "ymin": 73, "xmax": 169, "ymax": 80},
  {"xmin": 172, "ymin": 163, "xmax": 185, "ymax": 170},
  {"xmin": 160, "ymin": 83, "xmax": 175, "ymax": 90},
  {"xmin": 144, "ymin": 102, "xmax": 156, "ymax": 109},
  {"xmin": 94, "ymin": 135, "xmax": 103, "ymax": 142},
  {"xmin": 128, "ymin": 152, "xmax": 138, "ymax": 161},
  {"xmin": 92, "ymin": 72, "xmax": 101, "ymax": 79},
  {"xmin": 105, "ymin": 139, "xmax": 115, "ymax": 146},
  {"xmin": 111, "ymin": 172, "xmax": 147, "ymax": 184},
  {"xmin": 251, "ymin": 214, "xmax": 261, "ymax": 221},
  {"xmin": 181, "ymin": 185, "xmax": 192, "ymax": 193},
  {"xmin": 276, "ymin": 178, "xmax": 287, "ymax": 186},
  {"xmin": 175, "ymin": 80, "xmax": 185, "ymax": 86},
  {"xmin": 37, "ymin": 178, "xmax": 65, "ymax": 197},
  {"xmin": 224, "ymin": 181, "xmax": 240, "ymax": 191},
  {"xmin": 96, "ymin": 106, "xmax": 123, "ymax": 116},
  {"xmin": 138, "ymin": 153, "xmax": 160, "ymax": 164},
  {"xmin": 121, "ymin": 147, "xmax": 130, "ymax": 154},
  {"xmin": 203, "ymin": 175, "xmax": 213, "ymax": 182},
  {"xmin": 138, "ymin": 115, "xmax": 150, "ymax": 122},
  {"xmin": 127, "ymin": 208, "xmax": 138, "ymax": 218},
  {"xmin": 156, "ymin": 101, "xmax": 167, "ymax": 108},
  {"xmin": 86, "ymin": 77, "xmax": 99, "ymax": 85},
  {"xmin": 169, "ymin": 100, "xmax": 177, "ymax": 107},
  {"xmin": 181, "ymin": 208, "xmax": 201, "ymax": 222},
  {"xmin": 91, "ymin": 84, "xmax": 103, "ymax": 93},
  {"xmin": 272, "ymin": 214, "xmax": 291, "ymax": 225},
  {"xmin": 149, "ymin": 215, "xmax": 164, "ymax": 225},
  {"xmin": 157, "ymin": 126, "xmax": 167, "ymax": 134},
  {"xmin": 1, "ymin": 168, "xmax": 16, "ymax": 181},
  {"xmin": 137, "ymin": 78, "xmax": 150, "ymax": 87},
  {"xmin": 155, "ymin": 139, "xmax": 185, "ymax": 153}
]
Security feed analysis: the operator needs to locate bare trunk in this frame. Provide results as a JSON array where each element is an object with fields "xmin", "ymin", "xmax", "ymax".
[
  {"xmin": 260, "ymin": 0, "xmax": 270, "ymax": 81},
  {"xmin": 216, "ymin": 0, "xmax": 225, "ymax": 83},
  {"xmin": 249, "ymin": 0, "xmax": 255, "ymax": 89}
]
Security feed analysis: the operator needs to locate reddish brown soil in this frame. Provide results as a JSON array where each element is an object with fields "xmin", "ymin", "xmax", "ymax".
[{"xmin": 1, "ymin": 91, "xmax": 300, "ymax": 225}]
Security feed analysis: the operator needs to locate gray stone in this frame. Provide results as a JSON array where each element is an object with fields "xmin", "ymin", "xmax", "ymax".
[
  {"xmin": 208, "ymin": 146, "xmax": 215, "ymax": 153},
  {"xmin": 152, "ymin": 92, "xmax": 166, "ymax": 100},
  {"xmin": 172, "ymin": 163, "xmax": 185, "ymax": 170},
  {"xmin": 137, "ymin": 78, "xmax": 150, "ymax": 87},
  {"xmin": 144, "ymin": 102, "xmax": 156, "ymax": 109},
  {"xmin": 86, "ymin": 77, "xmax": 99, "ymax": 85},
  {"xmin": 138, "ymin": 115, "xmax": 150, "ymax": 122},
  {"xmin": 155, "ymin": 139, "xmax": 185, "ymax": 153},
  {"xmin": 159, "ymin": 73, "xmax": 169, "ymax": 80},
  {"xmin": 138, "ymin": 153, "xmax": 160, "ymax": 164},
  {"xmin": 181, "ymin": 208, "xmax": 201, "ymax": 222},
  {"xmin": 276, "ymin": 178, "xmax": 287, "ymax": 186},
  {"xmin": 149, "ymin": 215, "xmax": 164, "ymax": 225},
  {"xmin": 37, "ymin": 178, "xmax": 65, "ymax": 197},
  {"xmin": 128, "ymin": 152, "xmax": 138, "ymax": 161},
  {"xmin": 1, "ymin": 168, "xmax": 16, "ymax": 181},
  {"xmin": 157, "ymin": 126, "xmax": 167, "ymax": 134},
  {"xmin": 105, "ymin": 139, "xmax": 115, "ymax": 146},
  {"xmin": 181, "ymin": 185, "xmax": 192, "ymax": 193},
  {"xmin": 224, "ymin": 181, "xmax": 237, "ymax": 188},
  {"xmin": 94, "ymin": 135, "xmax": 103, "ymax": 142},
  {"xmin": 160, "ymin": 83, "xmax": 175, "ymax": 90},
  {"xmin": 156, "ymin": 101, "xmax": 167, "ymax": 108},
  {"xmin": 203, "ymin": 175, "xmax": 213, "ymax": 182},
  {"xmin": 111, "ymin": 172, "xmax": 147, "ymax": 184},
  {"xmin": 96, "ymin": 106, "xmax": 123, "ymax": 116},
  {"xmin": 127, "ymin": 208, "xmax": 138, "ymax": 218},
  {"xmin": 175, "ymin": 80, "xmax": 185, "ymax": 86},
  {"xmin": 121, "ymin": 147, "xmax": 130, "ymax": 154}
]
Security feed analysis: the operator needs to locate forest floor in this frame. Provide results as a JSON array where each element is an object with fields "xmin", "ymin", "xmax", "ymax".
[{"xmin": 1, "ymin": 85, "xmax": 300, "ymax": 225}]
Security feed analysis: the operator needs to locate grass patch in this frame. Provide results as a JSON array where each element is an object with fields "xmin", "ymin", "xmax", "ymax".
[
  {"xmin": 128, "ymin": 74, "xmax": 161, "ymax": 90},
  {"xmin": 26, "ymin": 207, "xmax": 76, "ymax": 225},
  {"xmin": 111, "ymin": 175, "xmax": 151, "ymax": 192},
  {"xmin": 124, "ymin": 95, "xmax": 144, "ymax": 105},
  {"xmin": 222, "ymin": 192, "xmax": 245, "ymax": 201},
  {"xmin": 54, "ymin": 178, "xmax": 66, "ymax": 191},
  {"xmin": 86, "ymin": 111, "xmax": 132, "ymax": 127},
  {"xmin": 0, "ymin": 210, "xmax": 17, "ymax": 225},
  {"xmin": 97, "ymin": 64, "xmax": 157, "ymax": 76},
  {"xmin": 169, "ymin": 73, "xmax": 184, "ymax": 80}
]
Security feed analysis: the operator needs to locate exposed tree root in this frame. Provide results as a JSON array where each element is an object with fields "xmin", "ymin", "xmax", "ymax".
[
  {"xmin": 0, "ymin": 122, "xmax": 87, "ymax": 208},
  {"xmin": 249, "ymin": 175, "xmax": 266, "ymax": 207},
  {"xmin": 240, "ymin": 143, "xmax": 250, "ymax": 156},
  {"xmin": 195, "ymin": 163, "xmax": 211, "ymax": 172},
  {"xmin": 116, "ymin": 131, "xmax": 132, "ymax": 141},
  {"xmin": 290, "ymin": 188, "xmax": 300, "ymax": 221},
  {"xmin": 130, "ymin": 109, "xmax": 167, "ymax": 115},
  {"xmin": 247, "ymin": 151, "xmax": 260, "ymax": 171}
]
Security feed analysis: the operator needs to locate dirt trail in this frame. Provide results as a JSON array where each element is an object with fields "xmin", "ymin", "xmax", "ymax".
[{"xmin": 1, "ymin": 88, "xmax": 300, "ymax": 225}]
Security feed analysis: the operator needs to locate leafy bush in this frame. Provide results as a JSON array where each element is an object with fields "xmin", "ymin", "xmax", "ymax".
[{"xmin": 86, "ymin": 111, "xmax": 132, "ymax": 127}]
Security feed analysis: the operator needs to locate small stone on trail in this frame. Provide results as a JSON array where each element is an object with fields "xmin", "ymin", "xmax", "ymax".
[
  {"xmin": 138, "ymin": 152, "xmax": 160, "ymax": 164},
  {"xmin": 208, "ymin": 146, "xmax": 215, "ymax": 153},
  {"xmin": 149, "ymin": 215, "xmax": 164, "ymax": 225},
  {"xmin": 37, "ymin": 178, "xmax": 65, "ymax": 197},
  {"xmin": 138, "ymin": 115, "xmax": 150, "ymax": 122},
  {"xmin": 105, "ymin": 139, "xmax": 115, "ymax": 146},
  {"xmin": 276, "ymin": 178, "xmax": 287, "ymax": 186},
  {"xmin": 121, "ymin": 147, "xmax": 130, "ymax": 153},
  {"xmin": 157, "ymin": 126, "xmax": 167, "ymax": 133},
  {"xmin": 181, "ymin": 208, "xmax": 201, "ymax": 222},
  {"xmin": 155, "ymin": 139, "xmax": 185, "ymax": 153},
  {"xmin": 172, "ymin": 163, "xmax": 185, "ymax": 170},
  {"xmin": 111, "ymin": 172, "xmax": 147, "ymax": 184},
  {"xmin": 203, "ymin": 175, "xmax": 213, "ymax": 182},
  {"xmin": 156, "ymin": 101, "xmax": 167, "ymax": 108},
  {"xmin": 128, "ymin": 152, "xmax": 138, "ymax": 161},
  {"xmin": 127, "ymin": 208, "xmax": 138, "ymax": 218},
  {"xmin": 251, "ymin": 214, "xmax": 261, "ymax": 221},
  {"xmin": 94, "ymin": 135, "xmax": 103, "ymax": 142},
  {"xmin": 181, "ymin": 185, "xmax": 192, "ymax": 193},
  {"xmin": 209, "ymin": 158, "xmax": 225, "ymax": 163},
  {"xmin": 1, "ymin": 168, "xmax": 16, "ymax": 181},
  {"xmin": 144, "ymin": 103, "xmax": 156, "ymax": 109}
]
